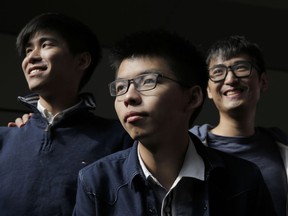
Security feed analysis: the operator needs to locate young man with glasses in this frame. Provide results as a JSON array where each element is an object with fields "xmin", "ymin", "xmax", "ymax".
[
  {"xmin": 190, "ymin": 35, "xmax": 288, "ymax": 216},
  {"xmin": 72, "ymin": 30, "xmax": 276, "ymax": 216}
]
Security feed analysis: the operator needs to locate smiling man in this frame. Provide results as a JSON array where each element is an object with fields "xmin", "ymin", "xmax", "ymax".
[
  {"xmin": 72, "ymin": 30, "xmax": 276, "ymax": 216},
  {"xmin": 190, "ymin": 35, "xmax": 288, "ymax": 216},
  {"xmin": 0, "ymin": 13, "xmax": 133, "ymax": 216}
]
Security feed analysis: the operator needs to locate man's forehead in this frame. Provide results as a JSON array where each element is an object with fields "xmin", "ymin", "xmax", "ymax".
[{"xmin": 209, "ymin": 54, "xmax": 252, "ymax": 66}]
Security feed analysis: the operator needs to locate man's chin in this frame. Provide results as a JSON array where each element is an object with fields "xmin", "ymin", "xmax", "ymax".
[
  {"xmin": 28, "ymin": 84, "xmax": 43, "ymax": 93},
  {"xmin": 128, "ymin": 130, "xmax": 144, "ymax": 141}
]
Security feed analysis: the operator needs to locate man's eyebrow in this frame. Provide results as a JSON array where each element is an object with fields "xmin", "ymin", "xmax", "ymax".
[
  {"xmin": 141, "ymin": 69, "xmax": 162, "ymax": 74},
  {"xmin": 210, "ymin": 60, "xmax": 251, "ymax": 68},
  {"xmin": 209, "ymin": 64, "xmax": 226, "ymax": 69},
  {"xmin": 26, "ymin": 36, "xmax": 59, "ymax": 46}
]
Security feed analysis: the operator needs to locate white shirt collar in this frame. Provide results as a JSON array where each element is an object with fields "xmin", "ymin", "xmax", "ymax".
[
  {"xmin": 138, "ymin": 137, "xmax": 205, "ymax": 183},
  {"xmin": 37, "ymin": 99, "xmax": 82, "ymax": 124}
]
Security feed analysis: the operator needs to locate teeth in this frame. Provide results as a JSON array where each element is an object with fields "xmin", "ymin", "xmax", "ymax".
[
  {"xmin": 226, "ymin": 90, "xmax": 240, "ymax": 96},
  {"xmin": 30, "ymin": 69, "xmax": 40, "ymax": 75}
]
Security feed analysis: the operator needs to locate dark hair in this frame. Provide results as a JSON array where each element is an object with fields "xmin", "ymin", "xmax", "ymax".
[
  {"xmin": 206, "ymin": 35, "xmax": 265, "ymax": 74},
  {"xmin": 16, "ymin": 12, "xmax": 102, "ymax": 90},
  {"xmin": 109, "ymin": 29, "xmax": 208, "ymax": 126}
]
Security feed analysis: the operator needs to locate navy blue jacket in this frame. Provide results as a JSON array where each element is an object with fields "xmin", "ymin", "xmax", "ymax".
[
  {"xmin": 73, "ymin": 132, "xmax": 276, "ymax": 216},
  {"xmin": 0, "ymin": 93, "xmax": 133, "ymax": 216}
]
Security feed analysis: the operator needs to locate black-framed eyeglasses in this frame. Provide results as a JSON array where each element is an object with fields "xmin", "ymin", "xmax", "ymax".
[
  {"xmin": 108, "ymin": 73, "xmax": 181, "ymax": 97},
  {"xmin": 208, "ymin": 61, "xmax": 257, "ymax": 82}
]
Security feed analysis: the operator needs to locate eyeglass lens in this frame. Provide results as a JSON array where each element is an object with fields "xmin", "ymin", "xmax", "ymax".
[
  {"xmin": 209, "ymin": 62, "xmax": 252, "ymax": 82},
  {"xmin": 109, "ymin": 73, "xmax": 159, "ymax": 96}
]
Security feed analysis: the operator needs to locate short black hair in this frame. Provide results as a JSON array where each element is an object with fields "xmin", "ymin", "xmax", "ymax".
[
  {"xmin": 206, "ymin": 35, "xmax": 265, "ymax": 74},
  {"xmin": 109, "ymin": 29, "xmax": 208, "ymax": 126},
  {"xmin": 16, "ymin": 12, "xmax": 102, "ymax": 90}
]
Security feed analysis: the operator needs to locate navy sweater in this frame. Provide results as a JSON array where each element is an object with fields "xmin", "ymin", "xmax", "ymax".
[{"xmin": 0, "ymin": 93, "xmax": 133, "ymax": 216}]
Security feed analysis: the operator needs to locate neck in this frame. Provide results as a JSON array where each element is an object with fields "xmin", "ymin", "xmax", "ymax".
[
  {"xmin": 138, "ymin": 133, "xmax": 189, "ymax": 190},
  {"xmin": 212, "ymin": 109, "xmax": 256, "ymax": 136},
  {"xmin": 39, "ymin": 94, "xmax": 79, "ymax": 115}
]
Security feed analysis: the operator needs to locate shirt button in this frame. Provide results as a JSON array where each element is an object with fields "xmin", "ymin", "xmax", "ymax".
[{"xmin": 148, "ymin": 208, "xmax": 157, "ymax": 215}]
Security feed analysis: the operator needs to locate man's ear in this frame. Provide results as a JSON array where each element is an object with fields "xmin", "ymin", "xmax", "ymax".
[
  {"xmin": 260, "ymin": 72, "xmax": 268, "ymax": 92},
  {"xmin": 187, "ymin": 85, "xmax": 203, "ymax": 110},
  {"xmin": 77, "ymin": 52, "xmax": 91, "ymax": 71}
]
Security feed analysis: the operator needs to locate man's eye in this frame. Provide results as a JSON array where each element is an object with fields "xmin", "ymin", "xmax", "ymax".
[
  {"xmin": 25, "ymin": 48, "xmax": 32, "ymax": 55},
  {"xmin": 42, "ymin": 42, "xmax": 53, "ymax": 48},
  {"xmin": 212, "ymin": 68, "xmax": 225, "ymax": 76},
  {"xmin": 143, "ymin": 78, "xmax": 155, "ymax": 85},
  {"xmin": 115, "ymin": 84, "xmax": 126, "ymax": 93},
  {"xmin": 234, "ymin": 64, "xmax": 249, "ymax": 71}
]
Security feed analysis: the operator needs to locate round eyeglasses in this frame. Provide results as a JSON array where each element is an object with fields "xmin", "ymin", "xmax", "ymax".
[
  {"xmin": 108, "ymin": 73, "xmax": 181, "ymax": 97},
  {"xmin": 208, "ymin": 61, "xmax": 257, "ymax": 82}
]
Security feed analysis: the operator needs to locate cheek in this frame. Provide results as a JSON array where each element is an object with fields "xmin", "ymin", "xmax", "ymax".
[
  {"xmin": 249, "ymin": 83, "xmax": 261, "ymax": 100},
  {"xmin": 114, "ymin": 100, "xmax": 119, "ymax": 113},
  {"xmin": 157, "ymin": 93, "xmax": 183, "ymax": 113},
  {"xmin": 22, "ymin": 58, "xmax": 28, "ymax": 72},
  {"xmin": 207, "ymin": 87, "xmax": 213, "ymax": 99},
  {"xmin": 247, "ymin": 77, "xmax": 260, "ymax": 92},
  {"xmin": 114, "ymin": 100, "xmax": 123, "ymax": 120},
  {"xmin": 207, "ymin": 83, "xmax": 219, "ymax": 99}
]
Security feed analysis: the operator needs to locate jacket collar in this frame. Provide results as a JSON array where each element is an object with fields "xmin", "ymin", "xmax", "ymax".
[
  {"xmin": 17, "ymin": 92, "xmax": 97, "ymax": 113},
  {"xmin": 124, "ymin": 133, "xmax": 227, "ymax": 189}
]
